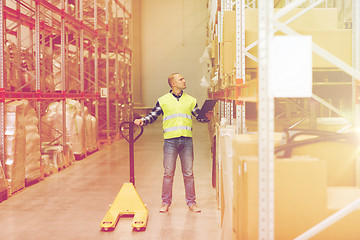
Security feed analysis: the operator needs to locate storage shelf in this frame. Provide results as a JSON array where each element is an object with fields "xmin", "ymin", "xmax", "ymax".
[
  {"xmin": 209, "ymin": 79, "xmax": 258, "ymax": 103},
  {"xmin": 0, "ymin": 0, "xmax": 133, "ymax": 199}
]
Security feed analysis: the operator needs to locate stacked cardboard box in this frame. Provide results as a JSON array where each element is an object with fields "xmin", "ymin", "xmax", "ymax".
[
  {"xmin": 227, "ymin": 132, "xmax": 360, "ymax": 239},
  {"xmin": 221, "ymin": 11, "xmax": 236, "ymax": 77},
  {"xmin": 244, "ymin": 8, "xmax": 351, "ymax": 69},
  {"xmin": 233, "ymin": 156, "xmax": 328, "ymax": 239}
]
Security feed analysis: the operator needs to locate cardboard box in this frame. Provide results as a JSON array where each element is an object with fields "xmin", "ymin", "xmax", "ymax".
[
  {"xmin": 213, "ymin": 36, "xmax": 219, "ymax": 65},
  {"xmin": 223, "ymin": 11, "xmax": 236, "ymax": 42},
  {"xmin": 298, "ymin": 29, "xmax": 352, "ymax": 68},
  {"xmin": 245, "ymin": 29, "xmax": 352, "ymax": 68},
  {"xmin": 291, "ymin": 136, "xmax": 359, "ymax": 186},
  {"xmin": 220, "ymin": 41, "xmax": 236, "ymax": 75},
  {"xmin": 211, "ymin": 39, "xmax": 217, "ymax": 59},
  {"xmin": 233, "ymin": 156, "xmax": 328, "ymax": 239},
  {"xmin": 244, "ymin": 30, "xmax": 259, "ymax": 69},
  {"xmin": 233, "ymin": 132, "xmax": 284, "ymax": 156}
]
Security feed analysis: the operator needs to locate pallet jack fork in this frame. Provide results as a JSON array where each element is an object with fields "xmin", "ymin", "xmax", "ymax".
[{"xmin": 100, "ymin": 122, "xmax": 148, "ymax": 231}]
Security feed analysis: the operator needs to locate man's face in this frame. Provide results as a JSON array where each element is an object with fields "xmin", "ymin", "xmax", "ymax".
[{"xmin": 173, "ymin": 74, "xmax": 186, "ymax": 90}]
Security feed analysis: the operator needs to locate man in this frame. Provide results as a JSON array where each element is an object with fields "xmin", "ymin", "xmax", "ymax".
[{"xmin": 134, "ymin": 73, "xmax": 211, "ymax": 213}]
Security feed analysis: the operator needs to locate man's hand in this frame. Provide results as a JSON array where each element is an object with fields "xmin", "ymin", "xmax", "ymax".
[{"xmin": 134, "ymin": 118, "xmax": 144, "ymax": 126}]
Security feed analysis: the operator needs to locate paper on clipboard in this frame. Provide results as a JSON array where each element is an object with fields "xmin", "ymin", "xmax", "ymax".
[{"xmin": 198, "ymin": 100, "xmax": 217, "ymax": 119}]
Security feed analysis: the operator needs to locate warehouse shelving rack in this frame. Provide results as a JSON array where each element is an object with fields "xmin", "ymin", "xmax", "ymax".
[
  {"xmin": 0, "ymin": 0, "xmax": 132, "ymax": 197},
  {"xmin": 208, "ymin": 0, "xmax": 360, "ymax": 239}
]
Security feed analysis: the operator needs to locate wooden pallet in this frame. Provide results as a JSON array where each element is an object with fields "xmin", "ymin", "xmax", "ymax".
[
  {"xmin": 8, "ymin": 178, "xmax": 25, "ymax": 196},
  {"xmin": 0, "ymin": 189, "xmax": 8, "ymax": 203},
  {"xmin": 25, "ymin": 177, "xmax": 41, "ymax": 187}
]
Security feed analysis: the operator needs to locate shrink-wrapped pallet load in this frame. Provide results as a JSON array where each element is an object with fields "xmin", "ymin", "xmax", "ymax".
[
  {"xmin": 41, "ymin": 101, "xmax": 79, "ymax": 148},
  {"xmin": 41, "ymin": 101, "xmax": 63, "ymax": 144},
  {"xmin": 41, "ymin": 101, "xmax": 79, "ymax": 158},
  {"xmin": 43, "ymin": 145, "xmax": 65, "ymax": 171},
  {"xmin": 0, "ymin": 162, "xmax": 7, "ymax": 203},
  {"xmin": 41, "ymin": 99, "xmax": 97, "ymax": 158},
  {"xmin": 41, "ymin": 154, "xmax": 51, "ymax": 176},
  {"xmin": 66, "ymin": 99, "xmax": 84, "ymax": 155},
  {"xmin": 24, "ymin": 101, "xmax": 41, "ymax": 183},
  {"xmin": 90, "ymin": 111, "xmax": 97, "ymax": 151},
  {"xmin": 4, "ymin": 100, "xmax": 26, "ymax": 194},
  {"xmin": 85, "ymin": 106, "xmax": 97, "ymax": 153}
]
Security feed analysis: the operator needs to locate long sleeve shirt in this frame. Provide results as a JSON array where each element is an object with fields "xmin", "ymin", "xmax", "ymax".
[{"xmin": 141, "ymin": 91, "xmax": 209, "ymax": 126}]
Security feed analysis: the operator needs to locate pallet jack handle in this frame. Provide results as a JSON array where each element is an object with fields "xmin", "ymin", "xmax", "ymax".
[{"xmin": 119, "ymin": 122, "xmax": 144, "ymax": 186}]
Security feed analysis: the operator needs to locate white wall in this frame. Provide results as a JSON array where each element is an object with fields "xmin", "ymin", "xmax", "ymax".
[{"xmin": 140, "ymin": 0, "xmax": 209, "ymax": 107}]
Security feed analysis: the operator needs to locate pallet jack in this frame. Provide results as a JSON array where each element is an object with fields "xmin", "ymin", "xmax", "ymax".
[{"xmin": 100, "ymin": 122, "xmax": 148, "ymax": 231}]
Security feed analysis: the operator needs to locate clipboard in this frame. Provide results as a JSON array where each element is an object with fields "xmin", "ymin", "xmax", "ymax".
[{"xmin": 198, "ymin": 100, "xmax": 217, "ymax": 119}]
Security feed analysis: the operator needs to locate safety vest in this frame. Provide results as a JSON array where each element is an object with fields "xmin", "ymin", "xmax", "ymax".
[{"xmin": 158, "ymin": 92, "xmax": 196, "ymax": 139}]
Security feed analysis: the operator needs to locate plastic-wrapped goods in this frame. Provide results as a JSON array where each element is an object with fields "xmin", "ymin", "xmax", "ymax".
[
  {"xmin": 41, "ymin": 102, "xmax": 62, "ymax": 144},
  {"xmin": 85, "ymin": 107, "xmax": 98, "ymax": 153},
  {"xmin": 41, "ymin": 155, "xmax": 51, "ymax": 176},
  {"xmin": 53, "ymin": 54, "xmax": 79, "ymax": 92},
  {"xmin": 43, "ymin": 146, "xmax": 65, "ymax": 171},
  {"xmin": 4, "ymin": 42, "xmax": 18, "ymax": 90},
  {"xmin": 24, "ymin": 102, "xmax": 41, "ymax": 182},
  {"xmin": 41, "ymin": 99, "xmax": 97, "ymax": 156},
  {"xmin": 41, "ymin": 101, "xmax": 77, "ymax": 145},
  {"xmin": 43, "ymin": 52, "xmax": 56, "ymax": 92},
  {"xmin": 85, "ymin": 108, "xmax": 92, "ymax": 152},
  {"xmin": 0, "ymin": 162, "xmax": 7, "ymax": 202},
  {"xmin": 91, "ymin": 115, "xmax": 98, "ymax": 151},
  {"xmin": 66, "ymin": 146, "xmax": 76, "ymax": 165},
  {"xmin": 4, "ymin": 100, "xmax": 26, "ymax": 194},
  {"xmin": 20, "ymin": 47, "xmax": 36, "ymax": 92},
  {"xmin": 65, "ymin": 103, "xmax": 77, "ymax": 145},
  {"xmin": 41, "ymin": 101, "xmax": 72, "ymax": 148},
  {"xmin": 66, "ymin": 99, "xmax": 84, "ymax": 155},
  {"xmin": 4, "ymin": 41, "xmax": 54, "ymax": 92},
  {"xmin": 70, "ymin": 114, "xmax": 85, "ymax": 155}
]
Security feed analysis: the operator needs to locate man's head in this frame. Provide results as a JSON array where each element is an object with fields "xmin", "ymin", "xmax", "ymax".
[{"xmin": 168, "ymin": 73, "xmax": 186, "ymax": 92}]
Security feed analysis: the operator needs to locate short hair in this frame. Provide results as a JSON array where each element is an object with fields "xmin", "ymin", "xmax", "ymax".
[{"xmin": 168, "ymin": 73, "xmax": 179, "ymax": 88}]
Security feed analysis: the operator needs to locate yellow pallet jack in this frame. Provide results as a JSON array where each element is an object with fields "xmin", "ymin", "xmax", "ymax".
[{"xmin": 100, "ymin": 122, "xmax": 148, "ymax": 231}]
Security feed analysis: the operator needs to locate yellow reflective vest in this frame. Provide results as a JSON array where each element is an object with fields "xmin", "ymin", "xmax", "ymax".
[{"xmin": 158, "ymin": 92, "xmax": 197, "ymax": 139}]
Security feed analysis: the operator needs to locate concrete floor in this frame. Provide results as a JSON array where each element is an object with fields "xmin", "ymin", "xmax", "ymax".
[{"xmin": 0, "ymin": 121, "xmax": 221, "ymax": 240}]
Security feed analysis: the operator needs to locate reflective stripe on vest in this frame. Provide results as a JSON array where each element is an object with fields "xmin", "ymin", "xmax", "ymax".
[
  {"xmin": 163, "ymin": 125, "xmax": 192, "ymax": 133},
  {"xmin": 163, "ymin": 113, "xmax": 192, "ymax": 122},
  {"xmin": 158, "ymin": 92, "xmax": 196, "ymax": 139}
]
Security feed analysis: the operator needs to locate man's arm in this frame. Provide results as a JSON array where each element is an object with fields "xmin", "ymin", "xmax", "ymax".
[
  {"xmin": 192, "ymin": 103, "xmax": 212, "ymax": 123},
  {"xmin": 134, "ymin": 101, "xmax": 163, "ymax": 126}
]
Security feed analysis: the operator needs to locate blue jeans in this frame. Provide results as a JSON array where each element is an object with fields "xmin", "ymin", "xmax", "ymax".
[{"xmin": 162, "ymin": 137, "xmax": 196, "ymax": 206}]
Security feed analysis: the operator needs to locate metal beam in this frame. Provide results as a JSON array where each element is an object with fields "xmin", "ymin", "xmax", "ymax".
[
  {"xmin": 295, "ymin": 198, "xmax": 360, "ymax": 240},
  {"xmin": 258, "ymin": 0, "xmax": 275, "ymax": 239},
  {"xmin": 235, "ymin": 0, "xmax": 246, "ymax": 133},
  {"xmin": 274, "ymin": 19, "xmax": 360, "ymax": 81}
]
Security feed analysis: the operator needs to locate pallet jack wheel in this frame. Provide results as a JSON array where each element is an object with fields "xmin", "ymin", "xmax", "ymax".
[
  {"xmin": 102, "ymin": 227, "xmax": 113, "ymax": 231},
  {"xmin": 133, "ymin": 227, "xmax": 146, "ymax": 232}
]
